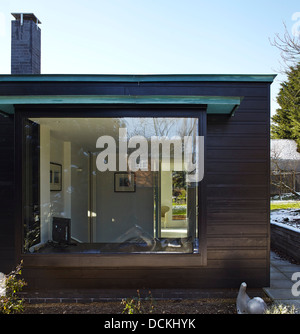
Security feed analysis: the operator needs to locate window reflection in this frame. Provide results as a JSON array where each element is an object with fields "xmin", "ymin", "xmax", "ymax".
[{"xmin": 23, "ymin": 117, "xmax": 199, "ymax": 254}]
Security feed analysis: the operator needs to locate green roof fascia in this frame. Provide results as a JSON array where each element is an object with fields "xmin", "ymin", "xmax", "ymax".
[
  {"xmin": 0, "ymin": 95, "xmax": 242, "ymax": 115},
  {"xmin": 0, "ymin": 74, "xmax": 277, "ymax": 83}
]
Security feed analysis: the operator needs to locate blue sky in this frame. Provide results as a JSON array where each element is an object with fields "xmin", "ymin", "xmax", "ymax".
[{"xmin": 0, "ymin": 0, "xmax": 299, "ymax": 114}]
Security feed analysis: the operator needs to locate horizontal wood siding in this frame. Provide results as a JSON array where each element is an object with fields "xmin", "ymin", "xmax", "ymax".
[
  {"xmin": 22, "ymin": 267, "xmax": 267, "ymax": 290},
  {"xmin": 0, "ymin": 80, "xmax": 271, "ymax": 290},
  {"xmin": 206, "ymin": 85, "xmax": 270, "ymax": 288},
  {"xmin": 0, "ymin": 117, "xmax": 15, "ymax": 273}
]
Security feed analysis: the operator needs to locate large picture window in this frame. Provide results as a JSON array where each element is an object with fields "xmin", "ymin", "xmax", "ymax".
[{"xmin": 22, "ymin": 116, "xmax": 201, "ymax": 254}]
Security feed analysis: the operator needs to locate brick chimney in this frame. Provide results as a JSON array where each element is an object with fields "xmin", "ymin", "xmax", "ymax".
[{"xmin": 11, "ymin": 13, "xmax": 42, "ymax": 74}]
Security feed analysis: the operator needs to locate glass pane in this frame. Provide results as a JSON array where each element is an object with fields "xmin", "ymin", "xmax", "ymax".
[
  {"xmin": 23, "ymin": 120, "xmax": 40, "ymax": 252},
  {"xmin": 23, "ymin": 117, "xmax": 200, "ymax": 254}
]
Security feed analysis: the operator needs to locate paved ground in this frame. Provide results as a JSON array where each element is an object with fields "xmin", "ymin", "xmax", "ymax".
[{"xmin": 264, "ymin": 251, "xmax": 300, "ymax": 312}]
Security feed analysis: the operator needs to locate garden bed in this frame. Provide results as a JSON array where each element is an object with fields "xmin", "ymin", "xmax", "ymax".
[
  {"xmin": 270, "ymin": 206, "xmax": 300, "ymax": 263},
  {"xmin": 23, "ymin": 298, "xmax": 238, "ymax": 314}
]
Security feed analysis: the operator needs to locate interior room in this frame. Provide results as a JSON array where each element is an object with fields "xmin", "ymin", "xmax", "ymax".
[{"xmin": 23, "ymin": 117, "xmax": 199, "ymax": 254}]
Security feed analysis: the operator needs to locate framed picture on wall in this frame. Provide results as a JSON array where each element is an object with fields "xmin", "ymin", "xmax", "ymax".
[
  {"xmin": 50, "ymin": 163, "xmax": 62, "ymax": 191},
  {"xmin": 114, "ymin": 172, "xmax": 136, "ymax": 192}
]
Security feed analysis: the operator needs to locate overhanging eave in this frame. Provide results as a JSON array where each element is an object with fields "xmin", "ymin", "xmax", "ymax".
[{"xmin": 0, "ymin": 95, "xmax": 243, "ymax": 116}]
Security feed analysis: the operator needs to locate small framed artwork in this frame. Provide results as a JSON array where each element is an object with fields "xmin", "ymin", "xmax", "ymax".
[
  {"xmin": 50, "ymin": 163, "xmax": 62, "ymax": 191},
  {"xmin": 114, "ymin": 172, "xmax": 136, "ymax": 192}
]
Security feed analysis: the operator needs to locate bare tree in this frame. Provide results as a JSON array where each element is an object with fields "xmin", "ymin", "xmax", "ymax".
[
  {"xmin": 271, "ymin": 140, "xmax": 300, "ymax": 198},
  {"xmin": 270, "ymin": 22, "xmax": 300, "ymax": 72}
]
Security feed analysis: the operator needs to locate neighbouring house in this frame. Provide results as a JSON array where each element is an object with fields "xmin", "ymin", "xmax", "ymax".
[
  {"xmin": 0, "ymin": 13, "xmax": 276, "ymax": 293},
  {"xmin": 271, "ymin": 139, "xmax": 300, "ymax": 197}
]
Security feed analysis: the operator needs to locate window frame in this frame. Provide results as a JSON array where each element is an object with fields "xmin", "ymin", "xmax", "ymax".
[{"xmin": 15, "ymin": 105, "xmax": 207, "ymax": 268}]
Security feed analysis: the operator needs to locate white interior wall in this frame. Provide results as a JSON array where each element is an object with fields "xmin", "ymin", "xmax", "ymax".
[
  {"xmin": 96, "ymin": 170, "xmax": 154, "ymax": 242},
  {"xmin": 63, "ymin": 142, "xmax": 72, "ymax": 218},
  {"xmin": 89, "ymin": 153, "xmax": 97, "ymax": 242},
  {"xmin": 50, "ymin": 136, "xmax": 64, "ymax": 217},
  {"xmin": 42, "ymin": 131, "xmax": 89, "ymax": 243},
  {"xmin": 39, "ymin": 130, "xmax": 73, "ymax": 244},
  {"xmin": 70, "ymin": 143, "xmax": 89, "ymax": 242},
  {"xmin": 50, "ymin": 138, "xmax": 72, "ymax": 217}
]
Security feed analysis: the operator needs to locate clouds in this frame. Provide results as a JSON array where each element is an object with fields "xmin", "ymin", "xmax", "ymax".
[{"xmin": 292, "ymin": 12, "xmax": 300, "ymax": 37}]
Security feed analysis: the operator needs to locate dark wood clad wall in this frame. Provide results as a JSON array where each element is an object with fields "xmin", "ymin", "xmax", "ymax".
[
  {"xmin": 0, "ymin": 79, "xmax": 271, "ymax": 289},
  {"xmin": 205, "ymin": 84, "xmax": 270, "ymax": 288},
  {"xmin": 0, "ymin": 116, "xmax": 15, "ymax": 273}
]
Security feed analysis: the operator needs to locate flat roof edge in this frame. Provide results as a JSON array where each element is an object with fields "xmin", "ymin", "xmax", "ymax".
[
  {"xmin": 0, "ymin": 95, "xmax": 242, "ymax": 115},
  {"xmin": 0, "ymin": 74, "xmax": 277, "ymax": 83},
  {"xmin": 0, "ymin": 94, "xmax": 242, "ymax": 105}
]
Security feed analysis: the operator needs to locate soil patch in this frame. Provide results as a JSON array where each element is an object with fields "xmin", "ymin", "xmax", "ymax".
[{"xmin": 23, "ymin": 298, "xmax": 238, "ymax": 314}]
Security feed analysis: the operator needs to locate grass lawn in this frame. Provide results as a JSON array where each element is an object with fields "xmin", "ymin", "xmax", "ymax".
[
  {"xmin": 270, "ymin": 201, "xmax": 300, "ymax": 211},
  {"xmin": 174, "ymin": 201, "xmax": 300, "ymax": 212},
  {"xmin": 172, "ymin": 204, "xmax": 187, "ymax": 215}
]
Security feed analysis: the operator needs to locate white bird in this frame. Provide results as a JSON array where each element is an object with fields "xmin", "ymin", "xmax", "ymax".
[{"xmin": 236, "ymin": 282, "xmax": 267, "ymax": 314}]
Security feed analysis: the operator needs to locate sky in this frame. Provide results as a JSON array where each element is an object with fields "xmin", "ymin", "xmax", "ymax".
[{"xmin": 0, "ymin": 0, "xmax": 299, "ymax": 115}]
